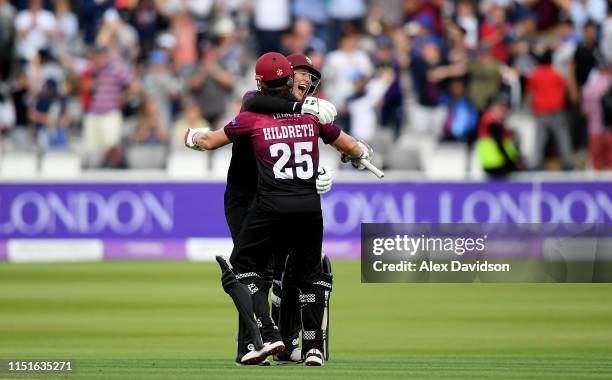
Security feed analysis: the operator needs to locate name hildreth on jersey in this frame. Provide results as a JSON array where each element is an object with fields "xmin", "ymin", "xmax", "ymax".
[{"xmin": 263, "ymin": 124, "xmax": 315, "ymax": 141}]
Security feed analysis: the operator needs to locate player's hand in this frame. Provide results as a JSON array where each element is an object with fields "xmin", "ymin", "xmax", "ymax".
[
  {"xmin": 316, "ymin": 166, "xmax": 333, "ymax": 195},
  {"xmin": 184, "ymin": 127, "xmax": 210, "ymax": 151},
  {"xmin": 301, "ymin": 96, "xmax": 337, "ymax": 125},
  {"xmin": 341, "ymin": 140, "xmax": 373, "ymax": 170}
]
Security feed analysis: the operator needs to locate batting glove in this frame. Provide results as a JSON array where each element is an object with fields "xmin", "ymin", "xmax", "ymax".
[
  {"xmin": 341, "ymin": 140, "xmax": 373, "ymax": 170},
  {"xmin": 316, "ymin": 166, "xmax": 333, "ymax": 194},
  {"xmin": 184, "ymin": 127, "xmax": 210, "ymax": 151},
  {"xmin": 302, "ymin": 96, "xmax": 337, "ymax": 125}
]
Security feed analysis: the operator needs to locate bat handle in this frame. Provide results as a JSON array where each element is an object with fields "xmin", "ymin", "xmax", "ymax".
[{"xmin": 360, "ymin": 159, "xmax": 385, "ymax": 179}]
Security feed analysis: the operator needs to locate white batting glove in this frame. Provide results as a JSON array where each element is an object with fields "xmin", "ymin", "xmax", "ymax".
[
  {"xmin": 341, "ymin": 140, "xmax": 373, "ymax": 170},
  {"xmin": 184, "ymin": 127, "xmax": 210, "ymax": 151},
  {"xmin": 316, "ymin": 166, "xmax": 333, "ymax": 194},
  {"xmin": 302, "ymin": 96, "xmax": 337, "ymax": 125}
]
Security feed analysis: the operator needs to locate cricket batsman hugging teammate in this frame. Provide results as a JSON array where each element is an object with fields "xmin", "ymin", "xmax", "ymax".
[{"xmin": 184, "ymin": 52, "xmax": 380, "ymax": 366}]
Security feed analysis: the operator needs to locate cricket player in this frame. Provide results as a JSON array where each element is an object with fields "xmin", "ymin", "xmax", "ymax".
[
  {"xmin": 185, "ymin": 53, "xmax": 373, "ymax": 366},
  {"xmin": 239, "ymin": 53, "xmax": 335, "ymax": 364}
]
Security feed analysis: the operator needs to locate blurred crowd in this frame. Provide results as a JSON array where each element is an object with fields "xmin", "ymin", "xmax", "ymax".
[{"xmin": 0, "ymin": 0, "xmax": 612, "ymax": 173}]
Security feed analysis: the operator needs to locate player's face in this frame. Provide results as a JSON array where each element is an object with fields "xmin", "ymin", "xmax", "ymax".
[{"xmin": 292, "ymin": 69, "xmax": 313, "ymax": 102}]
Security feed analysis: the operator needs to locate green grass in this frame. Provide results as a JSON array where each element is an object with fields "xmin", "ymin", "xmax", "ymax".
[{"xmin": 0, "ymin": 261, "xmax": 611, "ymax": 379}]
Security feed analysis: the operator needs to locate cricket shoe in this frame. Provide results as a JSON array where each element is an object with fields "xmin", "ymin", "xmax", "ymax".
[
  {"xmin": 273, "ymin": 347, "xmax": 302, "ymax": 365},
  {"xmin": 304, "ymin": 349, "xmax": 324, "ymax": 366},
  {"xmin": 261, "ymin": 327, "xmax": 286, "ymax": 357},
  {"xmin": 262, "ymin": 340, "xmax": 285, "ymax": 356},
  {"xmin": 239, "ymin": 343, "xmax": 268, "ymax": 365},
  {"xmin": 239, "ymin": 340, "xmax": 286, "ymax": 365},
  {"xmin": 235, "ymin": 359, "xmax": 271, "ymax": 367}
]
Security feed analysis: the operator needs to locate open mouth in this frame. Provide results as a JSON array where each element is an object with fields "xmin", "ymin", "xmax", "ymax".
[{"xmin": 297, "ymin": 83, "xmax": 309, "ymax": 96}]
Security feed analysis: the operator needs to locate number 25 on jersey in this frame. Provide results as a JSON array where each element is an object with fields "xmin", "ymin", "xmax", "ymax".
[{"xmin": 270, "ymin": 142, "xmax": 313, "ymax": 180}]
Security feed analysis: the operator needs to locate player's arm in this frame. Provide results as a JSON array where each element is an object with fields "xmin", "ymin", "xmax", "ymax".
[
  {"xmin": 330, "ymin": 131, "xmax": 375, "ymax": 171},
  {"xmin": 244, "ymin": 93, "xmax": 337, "ymax": 124},
  {"xmin": 184, "ymin": 128, "xmax": 231, "ymax": 151},
  {"xmin": 243, "ymin": 94, "xmax": 301, "ymax": 114},
  {"xmin": 330, "ymin": 131, "xmax": 367, "ymax": 160}
]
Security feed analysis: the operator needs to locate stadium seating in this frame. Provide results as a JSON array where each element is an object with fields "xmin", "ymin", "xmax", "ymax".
[
  {"xmin": 0, "ymin": 152, "xmax": 38, "ymax": 178},
  {"xmin": 386, "ymin": 145, "xmax": 421, "ymax": 171},
  {"xmin": 319, "ymin": 143, "xmax": 341, "ymax": 171},
  {"xmin": 166, "ymin": 151, "xmax": 209, "ymax": 178},
  {"xmin": 40, "ymin": 151, "xmax": 82, "ymax": 178},
  {"xmin": 367, "ymin": 128, "xmax": 395, "ymax": 166},
  {"xmin": 467, "ymin": 147, "xmax": 486, "ymax": 180},
  {"xmin": 423, "ymin": 142, "xmax": 468, "ymax": 180},
  {"xmin": 506, "ymin": 111, "xmax": 537, "ymax": 168},
  {"xmin": 125, "ymin": 145, "xmax": 167, "ymax": 169},
  {"xmin": 210, "ymin": 145, "xmax": 233, "ymax": 179},
  {"xmin": 397, "ymin": 132, "xmax": 437, "ymax": 171}
]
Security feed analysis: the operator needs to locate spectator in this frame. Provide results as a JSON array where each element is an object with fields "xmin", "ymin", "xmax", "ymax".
[
  {"xmin": 10, "ymin": 69, "xmax": 32, "ymax": 149},
  {"xmin": 346, "ymin": 68, "xmax": 394, "ymax": 141},
  {"xmin": 96, "ymin": 8, "xmax": 139, "ymax": 64},
  {"xmin": 567, "ymin": 0, "xmax": 607, "ymax": 34},
  {"xmin": 567, "ymin": 20, "xmax": 600, "ymax": 149},
  {"xmin": 83, "ymin": 45, "xmax": 133, "ymax": 167},
  {"xmin": 190, "ymin": 37, "xmax": 237, "ymax": 128},
  {"xmin": 252, "ymin": 0, "xmax": 290, "ymax": 54},
  {"xmin": 182, "ymin": 0, "xmax": 216, "ymax": 20},
  {"xmin": 405, "ymin": 0, "xmax": 443, "ymax": 36},
  {"xmin": 441, "ymin": 76, "xmax": 479, "ymax": 143},
  {"xmin": 142, "ymin": 50, "xmax": 181, "ymax": 128},
  {"xmin": 130, "ymin": 0, "xmax": 167, "ymax": 61},
  {"xmin": 285, "ymin": 18, "xmax": 326, "ymax": 56},
  {"xmin": 167, "ymin": 3, "xmax": 197, "ymax": 79},
  {"xmin": 525, "ymin": 0, "xmax": 562, "ymax": 32},
  {"xmin": 28, "ymin": 78, "xmax": 69, "ymax": 150},
  {"xmin": 81, "ymin": 0, "xmax": 113, "ymax": 46},
  {"xmin": 369, "ymin": 0, "xmax": 404, "ymax": 27},
  {"xmin": 409, "ymin": 40, "xmax": 448, "ymax": 135},
  {"xmin": 581, "ymin": 56, "xmax": 612, "ymax": 169},
  {"xmin": 479, "ymin": 5, "xmax": 511, "ymax": 63},
  {"xmin": 26, "ymin": 49, "xmax": 66, "ymax": 97},
  {"xmin": 373, "ymin": 36, "xmax": 404, "ymax": 137},
  {"xmin": 568, "ymin": 20, "xmax": 600, "ymax": 103},
  {"xmin": 133, "ymin": 98, "xmax": 168, "ymax": 145},
  {"xmin": 322, "ymin": 30, "xmax": 373, "ymax": 130},
  {"xmin": 328, "ymin": 0, "xmax": 367, "ymax": 49},
  {"xmin": 14, "ymin": 0, "xmax": 56, "ymax": 60},
  {"xmin": 53, "ymin": 0, "xmax": 79, "ymax": 56},
  {"xmin": 212, "ymin": 17, "xmax": 248, "ymax": 79},
  {"xmin": 513, "ymin": 11, "xmax": 539, "ymax": 45},
  {"xmin": 477, "ymin": 93, "xmax": 520, "ymax": 178},
  {"xmin": 171, "ymin": 98, "xmax": 210, "ymax": 149},
  {"xmin": 455, "ymin": 0, "xmax": 479, "ymax": 51},
  {"xmin": 552, "ymin": 18, "xmax": 579, "ymax": 79},
  {"xmin": 507, "ymin": 19, "xmax": 539, "ymax": 84},
  {"xmin": 601, "ymin": 3, "xmax": 612, "ymax": 63},
  {"xmin": 527, "ymin": 49, "xmax": 574, "ymax": 170},
  {"xmin": 293, "ymin": 0, "xmax": 328, "ymax": 42},
  {"xmin": 0, "ymin": 0, "xmax": 15, "ymax": 79},
  {"xmin": 446, "ymin": 22, "xmax": 470, "ymax": 68},
  {"xmin": 468, "ymin": 47, "xmax": 503, "ymax": 111},
  {"xmin": 0, "ymin": 85, "xmax": 15, "ymax": 142},
  {"xmin": 156, "ymin": 32, "xmax": 177, "ymax": 63}
]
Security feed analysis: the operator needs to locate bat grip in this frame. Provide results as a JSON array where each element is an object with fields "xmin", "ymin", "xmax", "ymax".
[{"xmin": 360, "ymin": 159, "xmax": 384, "ymax": 179}]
